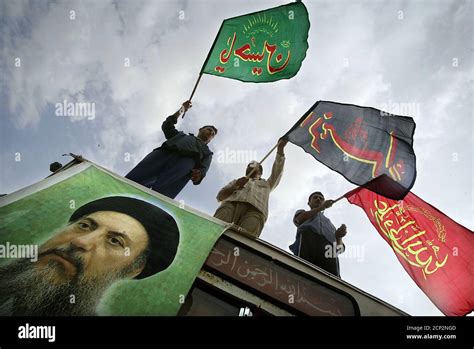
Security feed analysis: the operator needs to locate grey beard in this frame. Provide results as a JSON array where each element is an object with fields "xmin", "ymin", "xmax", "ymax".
[{"xmin": 0, "ymin": 259, "xmax": 123, "ymax": 316}]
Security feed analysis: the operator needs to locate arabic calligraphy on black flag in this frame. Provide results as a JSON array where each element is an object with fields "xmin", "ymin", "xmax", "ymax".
[{"xmin": 284, "ymin": 101, "xmax": 417, "ymax": 200}]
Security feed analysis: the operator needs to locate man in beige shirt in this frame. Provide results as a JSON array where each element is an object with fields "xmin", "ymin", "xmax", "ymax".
[{"xmin": 214, "ymin": 139, "xmax": 287, "ymax": 237}]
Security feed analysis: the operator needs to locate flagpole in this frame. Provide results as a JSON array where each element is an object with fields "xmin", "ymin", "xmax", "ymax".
[
  {"xmin": 332, "ymin": 194, "xmax": 346, "ymax": 204},
  {"xmin": 245, "ymin": 142, "xmax": 279, "ymax": 179},
  {"xmin": 332, "ymin": 186, "xmax": 361, "ymax": 204},
  {"xmin": 182, "ymin": 21, "xmax": 224, "ymax": 119},
  {"xmin": 181, "ymin": 73, "xmax": 203, "ymax": 118},
  {"xmin": 189, "ymin": 73, "xmax": 203, "ymax": 101}
]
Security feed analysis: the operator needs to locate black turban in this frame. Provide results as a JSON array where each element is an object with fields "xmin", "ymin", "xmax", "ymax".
[{"xmin": 69, "ymin": 196, "xmax": 180, "ymax": 279}]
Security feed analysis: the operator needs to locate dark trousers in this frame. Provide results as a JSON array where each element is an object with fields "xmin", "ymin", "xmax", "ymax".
[
  {"xmin": 298, "ymin": 230, "xmax": 341, "ymax": 277},
  {"xmin": 125, "ymin": 148, "xmax": 195, "ymax": 199}
]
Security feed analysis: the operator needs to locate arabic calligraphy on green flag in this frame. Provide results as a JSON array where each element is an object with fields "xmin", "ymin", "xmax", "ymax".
[{"xmin": 202, "ymin": 2, "xmax": 310, "ymax": 82}]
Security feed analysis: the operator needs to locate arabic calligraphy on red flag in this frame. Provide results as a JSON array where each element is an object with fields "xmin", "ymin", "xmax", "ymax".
[
  {"xmin": 345, "ymin": 187, "xmax": 474, "ymax": 316},
  {"xmin": 202, "ymin": 2, "xmax": 309, "ymax": 82}
]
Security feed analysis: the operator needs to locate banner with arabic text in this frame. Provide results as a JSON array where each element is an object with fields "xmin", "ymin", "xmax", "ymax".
[
  {"xmin": 346, "ymin": 187, "xmax": 474, "ymax": 316},
  {"xmin": 285, "ymin": 101, "xmax": 416, "ymax": 200},
  {"xmin": 202, "ymin": 2, "xmax": 309, "ymax": 82}
]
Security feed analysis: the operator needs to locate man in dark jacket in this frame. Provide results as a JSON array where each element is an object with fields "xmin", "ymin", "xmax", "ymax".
[
  {"xmin": 289, "ymin": 191, "xmax": 348, "ymax": 277},
  {"xmin": 126, "ymin": 101, "xmax": 217, "ymax": 199}
]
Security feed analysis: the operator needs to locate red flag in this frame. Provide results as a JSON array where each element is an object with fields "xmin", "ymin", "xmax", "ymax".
[{"xmin": 345, "ymin": 188, "xmax": 474, "ymax": 316}]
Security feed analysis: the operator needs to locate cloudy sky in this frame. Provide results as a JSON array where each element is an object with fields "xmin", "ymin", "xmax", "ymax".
[{"xmin": 1, "ymin": 0, "xmax": 472, "ymax": 316}]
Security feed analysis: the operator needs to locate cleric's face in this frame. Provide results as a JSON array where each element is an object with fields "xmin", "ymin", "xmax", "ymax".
[{"xmin": 37, "ymin": 211, "xmax": 149, "ymax": 282}]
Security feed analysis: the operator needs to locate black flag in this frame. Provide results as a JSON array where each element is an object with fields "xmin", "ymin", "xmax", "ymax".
[{"xmin": 284, "ymin": 101, "xmax": 416, "ymax": 200}]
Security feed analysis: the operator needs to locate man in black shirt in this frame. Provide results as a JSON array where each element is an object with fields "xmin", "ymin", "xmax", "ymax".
[
  {"xmin": 126, "ymin": 101, "xmax": 217, "ymax": 198},
  {"xmin": 289, "ymin": 191, "xmax": 348, "ymax": 277}
]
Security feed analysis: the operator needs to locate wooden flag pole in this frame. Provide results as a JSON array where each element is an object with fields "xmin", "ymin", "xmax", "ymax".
[
  {"xmin": 245, "ymin": 142, "xmax": 279, "ymax": 179},
  {"xmin": 181, "ymin": 20, "xmax": 224, "ymax": 119},
  {"xmin": 181, "ymin": 18, "xmax": 226, "ymax": 119},
  {"xmin": 332, "ymin": 194, "xmax": 347, "ymax": 204},
  {"xmin": 332, "ymin": 186, "xmax": 361, "ymax": 205},
  {"xmin": 182, "ymin": 73, "xmax": 203, "ymax": 118},
  {"xmin": 189, "ymin": 73, "xmax": 203, "ymax": 101}
]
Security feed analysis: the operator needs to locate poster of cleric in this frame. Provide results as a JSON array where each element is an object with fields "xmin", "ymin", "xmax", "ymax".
[{"xmin": 0, "ymin": 162, "xmax": 227, "ymax": 316}]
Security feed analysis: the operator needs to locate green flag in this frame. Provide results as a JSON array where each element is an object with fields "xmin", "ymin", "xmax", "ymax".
[{"xmin": 202, "ymin": 2, "xmax": 310, "ymax": 82}]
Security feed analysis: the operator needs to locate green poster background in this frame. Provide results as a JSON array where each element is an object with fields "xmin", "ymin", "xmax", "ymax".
[
  {"xmin": 202, "ymin": 2, "xmax": 310, "ymax": 82},
  {"xmin": 0, "ymin": 164, "xmax": 228, "ymax": 315}
]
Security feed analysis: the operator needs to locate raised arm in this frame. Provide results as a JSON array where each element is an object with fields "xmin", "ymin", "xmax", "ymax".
[
  {"xmin": 161, "ymin": 101, "xmax": 192, "ymax": 139},
  {"xmin": 267, "ymin": 139, "xmax": 287, "ymax": 190}
]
